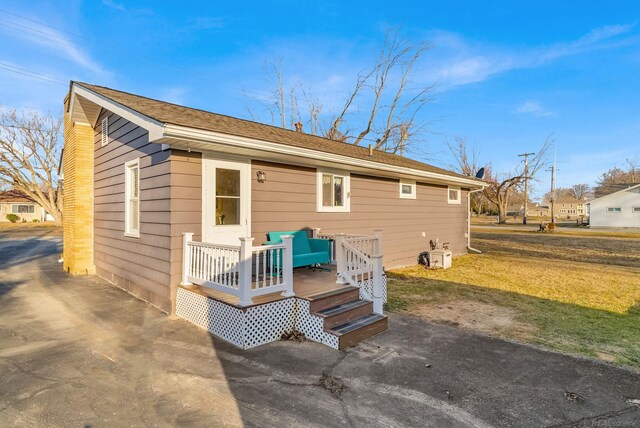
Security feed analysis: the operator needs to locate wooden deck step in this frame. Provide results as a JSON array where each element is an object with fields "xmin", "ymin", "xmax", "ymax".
[
  {"xmin": 328, "ymin": 313, "xmax": 388, "ymax": 350},
  {"xmin": 314, "ymin": 299, "xmax": 373, "ymax": 330},
  {"xmin": 307, "ymin": 287, "xmax": 360, "ymax": 312}
]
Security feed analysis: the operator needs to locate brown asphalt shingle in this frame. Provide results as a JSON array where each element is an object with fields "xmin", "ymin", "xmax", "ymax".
[{"xmin": 76, "ymin": 82, "xmax": 477, "ymax": 182}]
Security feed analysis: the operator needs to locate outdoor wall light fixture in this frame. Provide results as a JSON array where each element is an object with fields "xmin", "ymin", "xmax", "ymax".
[{"xmin": 256, "ymin": 170, "xmax": 266, "ymax": 183}]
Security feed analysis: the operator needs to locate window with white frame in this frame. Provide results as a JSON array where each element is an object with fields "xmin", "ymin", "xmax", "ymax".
[
  {"xmin": 317, "ymin": 170, "xmax": 350, "ymax": 212},
  {"xmin": 125, "ymin": 159, "xmax": 140, "ymax": 236},
  {"xmin": 101, "ymin": 117, "xmax": 109, "ymax": 146},
  {"xmin": 12, "ymin": 204, "xmax": 34, "ymax": 214},
  {"xmin": 633, "ymin": 207, "xmax": 640, "ymax": 213},
  {"xmin": 447, "ymin": 186, "xmax": 461, "ymax": 204},
  {"xmin": 607, "ymin": 207, "xmax": 622, "ymax": 213},
  {"xmin": 399, "ymin": 180, "xmax": 416, "ymax": 199}
]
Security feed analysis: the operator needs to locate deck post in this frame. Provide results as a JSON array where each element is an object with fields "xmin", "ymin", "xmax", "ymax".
[
  {"xmin": 334, "ymin": 233, "xmax": 348, "ymax": 284},
  {"xmin": 238, "ymin": 237, "xmax": 254, "ymax": 307},
  {"xmin": 180, "ymin": 232, "xmax": 193, "ymax": 286},
  {"xmin": 312, "ymin": 227, "xmax": 321, "ymax": 238},
  {"xmin": 372, "ymin": 229, "xmax": 384, "ymax": 314},
  {"xmin": 280, "ymin": 235, "xmax": 295, "ymax": 297}
]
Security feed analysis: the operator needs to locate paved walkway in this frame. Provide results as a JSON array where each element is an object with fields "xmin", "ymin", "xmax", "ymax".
[{"xmin": 1, "ymin": 227, "xmax": 639, "ymax": 427}]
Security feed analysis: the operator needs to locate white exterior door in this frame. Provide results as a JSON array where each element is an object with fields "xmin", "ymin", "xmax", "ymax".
[{"xmin": 202, "ymin": 156, "xmax": 251, "ymax": 245}]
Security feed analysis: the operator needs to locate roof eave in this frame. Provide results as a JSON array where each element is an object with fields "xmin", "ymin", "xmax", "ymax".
[{"xmin": 162, "ymin": 124, "xmax": 485, "ymax": 188}]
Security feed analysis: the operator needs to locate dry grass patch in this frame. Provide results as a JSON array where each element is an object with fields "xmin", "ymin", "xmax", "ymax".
[{"xmin": 387, "ymin": 232, "xmax": 640, "ymax": 368}]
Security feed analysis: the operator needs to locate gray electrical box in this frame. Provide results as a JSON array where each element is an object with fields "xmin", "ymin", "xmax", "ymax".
[{"xmin": 428, "ymin": 250, "xmax": 452, "ymax": 269}]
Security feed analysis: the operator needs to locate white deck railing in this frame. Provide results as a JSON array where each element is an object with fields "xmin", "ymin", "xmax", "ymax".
[
  {"xmin": 332, "ymin": 229, "xmax": 385, "ymax": 315},
  {"xmin": 181, "ymin": 233, "xmax": 294, "ymax": 307},
  {"xmin": 312, "ymin": 229, "xmax": 369, "ymax": 264}
]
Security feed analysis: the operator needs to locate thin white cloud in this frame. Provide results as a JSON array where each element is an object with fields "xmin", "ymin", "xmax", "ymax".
[
  {"xmin": 516, "ymin": 101, "xmax": 555, "ymax": 117},
  {"xmin": 425, "ymin": 23, "xmax": 637, "ymax": 89},
  {"xmin": 159, "ymin": 87, "xmax": 188, "ymax": 105},
  {"xmin": 0, "ymin": 18, "xmax": 105, "ymax": 75},
  {"xmin": 102, "ymin": 0, "xmax": 126, "ymax": 12}
]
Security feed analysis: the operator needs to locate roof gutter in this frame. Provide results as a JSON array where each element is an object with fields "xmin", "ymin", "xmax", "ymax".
[{"xmin": 162, "ymin": 124, "xmax": 485, "ymax": 188}]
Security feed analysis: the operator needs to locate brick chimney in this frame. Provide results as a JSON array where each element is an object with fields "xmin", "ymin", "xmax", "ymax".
[{"xmin": 294, "ymin": 122, "xmax": 303, "ymax": 133}]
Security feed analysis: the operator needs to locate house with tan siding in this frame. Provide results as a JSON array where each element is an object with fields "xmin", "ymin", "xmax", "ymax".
[
  {"xmin": 0, "ymin": 189, "xmax": 49, "ymax": 222},
  {"xmin": 63, "ymin": 82, "xmax": 484, "ymax": 350}
]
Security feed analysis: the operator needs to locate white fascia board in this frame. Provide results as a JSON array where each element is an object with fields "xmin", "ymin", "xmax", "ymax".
[
  {"xmin": 163, "ymin": 124, "xmax": 484, "ymax": 188},
  {"xmin": 70, "ymin": 84, "xmax": 165, "ymax": 141}
]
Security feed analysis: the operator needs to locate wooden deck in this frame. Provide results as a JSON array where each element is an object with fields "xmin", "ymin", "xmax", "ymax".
[{"xmin": 179, "ymin": 265, "xmax": 350, "ymax": 308}]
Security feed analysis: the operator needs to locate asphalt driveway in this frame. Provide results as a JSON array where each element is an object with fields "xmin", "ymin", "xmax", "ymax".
[{"xmin": 1, "ymin": 227, "xmax": 639, "ymax": 427}]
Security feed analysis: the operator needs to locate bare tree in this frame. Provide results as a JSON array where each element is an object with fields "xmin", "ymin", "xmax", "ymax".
[
  {"xmin": 450, "ymin": 136, "xmax": 552, "ymax": 223},
  {"xmin": 245, "ymin": 30, "xmax": 433, "ymax": 155},
  {"xmin": 0, "ymin": 107, "xmax": 63, "ymax": 226},
  {"xmin": 447, "ymin": 137, "xmax": 491, "ymax": 215},
  {"xmin": 570, "ymin": 183, "xmax": 590, "ymax": 200},
  {"xmin": 593, "ymin": 156, "xmax": 639, "ymax": 196}
]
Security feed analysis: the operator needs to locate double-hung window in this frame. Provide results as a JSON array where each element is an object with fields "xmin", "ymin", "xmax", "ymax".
[
  {"xmin": 125, "ymin": 159, "xmax": 140, "ymax": 237},
  {"xmin": 606, "ymin": 207, "xmax": 621, "ymax": 213},
  {"xmin": 317, "ymin": 170, "xmax": 350, "ymax": 212}
]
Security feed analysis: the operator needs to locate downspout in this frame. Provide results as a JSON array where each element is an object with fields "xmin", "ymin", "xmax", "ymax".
[{"xmin": 467, "ymin": 188, "xmax": 484, "ymax": 254}]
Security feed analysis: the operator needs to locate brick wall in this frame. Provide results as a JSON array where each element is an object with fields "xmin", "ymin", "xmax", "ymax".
[{"xmin": 62, "ymin": 101, "xmax": 95, "ymax": 275}]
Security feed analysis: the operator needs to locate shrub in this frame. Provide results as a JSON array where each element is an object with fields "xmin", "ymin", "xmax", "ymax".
[
  {"xmin": 32, "ymin": 219, "xmax": 39, "ymax": 222},
  {"xmin": 6, "ymin": 213, "xmax": 19, "ymax": 223}
]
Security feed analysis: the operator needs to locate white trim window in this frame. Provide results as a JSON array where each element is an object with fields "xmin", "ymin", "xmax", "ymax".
[
  {"xmin": 633, "ymin": 207, "xmax": 640, "ymax": 213},
  {"xmin": 606, "ymin": 207, "xmax": 622, "ymax": 213},
  {"xmin": 317, "ymin": 170, "xmax": 350, "ymax": 212},
  {"xmin": 12, "ymin": 204, "xmax": 35, "ymax": 214},
  {"xmin": 447, "ymin": 186, "xmax": 461, "ymax": 204},
  {"xmin": 124, "ymin": 159, "xmax": 140, "ymax": 237},
  {"xmin": 399, "ymin": 180, "xmax": 416, "ymax": 199},
  {"xmin": 101, "ymin": 117, "xmax": 109, "ymax": 146}
]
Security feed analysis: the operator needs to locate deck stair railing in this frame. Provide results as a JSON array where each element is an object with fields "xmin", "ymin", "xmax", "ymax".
[
  {"xmin": 181, "ymin": 233, "xmax": 294, "ymax": 307},
  {"xmin": 331, "ymin": 229, "xmax": 385, "ymax": 315},
  {"xmin": 313, "ymin": 229, "xmax": 369, "ymax": 264}
]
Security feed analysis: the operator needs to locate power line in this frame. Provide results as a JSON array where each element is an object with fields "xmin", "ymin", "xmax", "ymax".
[
  {"xmin": 0, "ymin": 9, "xmax": 91, "ymax": 41},
  {"xmin": 0, "ymin": 17, "xmax": 78, "ymax": 44},
  {"xmin": 0, "ymin": 62, "xmax": 67, "ymax": 87}
]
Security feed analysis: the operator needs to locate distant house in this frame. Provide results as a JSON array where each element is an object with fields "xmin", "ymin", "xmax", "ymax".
[
  {"xmin": 0, "ymin": 190, "xmax": 48, "ymax": 222},
  {"xmin": 506, "ymin": 201, "xmax": 549, "ymax": 217},
  {"xmin": 587, "ymin": 184, "xmax": 640, "ymax": 228},
  {"xmin": 554, "ymin": 196, "xmax": 588, "ymax": 219}
]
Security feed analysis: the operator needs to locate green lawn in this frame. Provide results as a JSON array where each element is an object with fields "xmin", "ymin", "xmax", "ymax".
[{"xmin": 387, "ymin": 231, "xmax": 640, "ymax": 368}]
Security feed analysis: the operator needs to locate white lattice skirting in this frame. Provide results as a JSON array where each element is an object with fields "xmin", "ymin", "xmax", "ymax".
[{"xmin": 176, "ymin": 274, "xmax": 386, "ymax": 350}]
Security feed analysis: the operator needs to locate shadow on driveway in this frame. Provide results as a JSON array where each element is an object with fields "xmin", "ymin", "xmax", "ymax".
[{"xmin": 1, "ymin": 227, "xmax": 639, "ymax": 427}]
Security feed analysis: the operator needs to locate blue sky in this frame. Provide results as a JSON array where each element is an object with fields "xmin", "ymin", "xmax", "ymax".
[{"xmin": 1, "ymin": 1, "xmax": 638, "ymax": 199}]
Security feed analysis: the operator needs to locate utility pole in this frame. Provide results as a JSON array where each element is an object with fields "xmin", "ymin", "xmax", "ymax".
[
  {"xmin": 546, "ymin": 148, "xmax": 558, "ymax": 225},
  {"xmin": 518, "ymin": 152, "xmax": 535, "ymax": 225}
]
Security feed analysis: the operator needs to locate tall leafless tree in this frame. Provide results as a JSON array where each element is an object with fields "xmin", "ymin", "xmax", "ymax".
[
  {"xmin": 450, "ymin": 136, "xmax": 552, "ymax": 223},
  {"xmin": 245, "ymin": 30, "xmax": 433, "ymax": 155},
  {"xmin": 0, "ymin": 107, "xmax": 63, "ymax": 226}
]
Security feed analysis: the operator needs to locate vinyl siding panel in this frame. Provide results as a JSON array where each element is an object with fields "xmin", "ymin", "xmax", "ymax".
[
  {"xmin": 251, "ymin": 160, "xmax": 469, "ymax": 268},
  {"xmin": 167, "ymin": 150, "xmax": 202, "ymax": 307},
  {"xmin": 93, "ymin": 110, "xmax": 173, "ymax": 313}
]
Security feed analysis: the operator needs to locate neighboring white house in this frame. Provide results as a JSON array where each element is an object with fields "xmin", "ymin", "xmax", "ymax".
[
  {"xmin": 0, "ymin": 189, "xmax": 50, "ymax": 222},
  {"xmin": 587, "ymin": 184, "xmax": 640, "ymax": 228}
]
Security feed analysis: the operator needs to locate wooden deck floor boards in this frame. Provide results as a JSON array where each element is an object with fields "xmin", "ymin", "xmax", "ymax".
[{"xmin": 179, "ymin": 265, "xmax": 349, "ymax": 308}]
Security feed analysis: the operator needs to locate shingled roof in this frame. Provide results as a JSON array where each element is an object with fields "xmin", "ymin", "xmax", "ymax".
[
  {"xmin": 75, "ymin": 82, "xmax": 478, "ymax": 183},
  {"xmin": 0, "ymin": 190, "xmax": 35, "ymax": 203}
]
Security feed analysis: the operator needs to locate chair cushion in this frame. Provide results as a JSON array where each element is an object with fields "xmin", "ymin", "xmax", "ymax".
[
  {"xmin": 293, "ymin": 251, "xmax": 330, "ymax": 268},
  {"xmin": 268, "ymin": 230, "xmax": 311, "ymax": 255}
]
